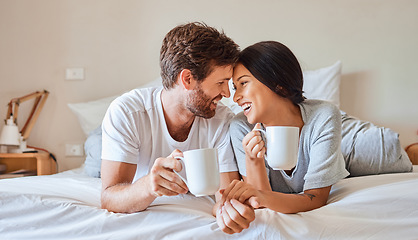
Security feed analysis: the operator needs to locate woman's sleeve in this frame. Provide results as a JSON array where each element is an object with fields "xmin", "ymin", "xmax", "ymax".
[{"xmin": 303, "ymin": 105, "xmax": 349, "ymax": 191}]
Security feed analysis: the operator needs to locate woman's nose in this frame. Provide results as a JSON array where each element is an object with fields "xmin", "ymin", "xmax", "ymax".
[{"xmin": 233, "ymin": 89, "xmax": 241, "ymax": 103}]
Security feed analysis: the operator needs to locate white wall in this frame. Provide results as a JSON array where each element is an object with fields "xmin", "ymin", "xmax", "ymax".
[{"xmin": 1, "ymin": 0, "xmax": 417, "ymax": 171}]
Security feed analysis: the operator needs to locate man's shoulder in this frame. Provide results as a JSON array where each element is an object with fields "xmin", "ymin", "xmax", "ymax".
[{"xmin": 111, "ymin": 86, "xmax": 162, "ymax": 114}]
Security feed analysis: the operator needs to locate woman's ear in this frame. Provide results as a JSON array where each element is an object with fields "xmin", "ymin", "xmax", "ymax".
[{"xmin": 178, "ymin": 69, "xmax": 196, "ymax": 90}]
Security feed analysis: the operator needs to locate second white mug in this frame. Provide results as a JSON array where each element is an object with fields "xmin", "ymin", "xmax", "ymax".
[
  {"xmin": 174, "ymin": 148, "xmax": 220, "ymax": 197},
  {"xmin": 255, "ymin": 126, "xmax": 299, "ymax": 170}
]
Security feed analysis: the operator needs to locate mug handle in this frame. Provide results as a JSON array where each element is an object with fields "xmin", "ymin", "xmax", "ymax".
[
  {"xmin": 253, "ymin": 128, "xmax": 266, "ymax": 135},
  {"xmin": 173, "ymin": 157, "xmax": 188, "ymax": 187}
]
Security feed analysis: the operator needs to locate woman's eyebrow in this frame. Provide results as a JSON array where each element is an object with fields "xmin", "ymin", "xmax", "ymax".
[{"xmin": 237, "ymin": 75, "xmax": 251, "ymax": 81}]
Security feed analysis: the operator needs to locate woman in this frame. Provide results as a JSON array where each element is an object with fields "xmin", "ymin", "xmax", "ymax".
[{"xmin": 221, "ymin": 41, "xmax": 412, "ymax": 214}]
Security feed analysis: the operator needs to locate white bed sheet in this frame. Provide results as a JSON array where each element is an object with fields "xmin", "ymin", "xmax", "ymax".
[{"xmin": 1, "ymin": 166, "xmax": 417, "ymax": 240}]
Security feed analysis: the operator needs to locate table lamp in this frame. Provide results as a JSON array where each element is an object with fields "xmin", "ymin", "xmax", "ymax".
[{"xmin": 0, "ymin": 90, "xmax": 49, "ymax": 153}]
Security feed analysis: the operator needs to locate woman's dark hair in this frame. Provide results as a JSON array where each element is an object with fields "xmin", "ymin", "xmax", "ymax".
[
  {"xmin": 160, "ymin": 22, "xmax": 239, "ymax": 89},
  {"xmin": 238, "ymin": 41, "xmax": 305, "ymax": 104}
]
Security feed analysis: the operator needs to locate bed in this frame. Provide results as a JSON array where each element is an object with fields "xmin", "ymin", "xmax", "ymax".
[
  {"xmin": 1, "ymin": 165, "xmax": 417, "ymax": 239},
  {"xmin": 2, "ymin": 61, "xmax": 417, "ymax": 239}
]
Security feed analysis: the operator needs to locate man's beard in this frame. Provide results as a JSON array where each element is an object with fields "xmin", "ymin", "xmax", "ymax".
[{"xmin": 186, "ymin": 84, "xmax": 219, "ymax": 119}]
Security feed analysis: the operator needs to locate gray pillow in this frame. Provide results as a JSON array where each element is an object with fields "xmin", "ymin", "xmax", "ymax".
[
  {"xmin": 84, "ymin": 125, "xmax": 102, "ymax": 178},
  {"xmin": 341, "ymin": 111, "xmax": 413, "ymax": 177}
]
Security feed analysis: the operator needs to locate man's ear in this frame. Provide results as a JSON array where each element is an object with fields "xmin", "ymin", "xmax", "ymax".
[{"xmin": 178, "ymin": 69, "xmax": 196, "ymax": 90}]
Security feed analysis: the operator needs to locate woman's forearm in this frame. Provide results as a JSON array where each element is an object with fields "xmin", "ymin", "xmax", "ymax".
[
  {"xmin": 259, "ymin": 186, "xmax": 331, "ymax": 214},
  {"xmin": 245, "ymin": 156, "xmax": 271, "ymax": 191}
]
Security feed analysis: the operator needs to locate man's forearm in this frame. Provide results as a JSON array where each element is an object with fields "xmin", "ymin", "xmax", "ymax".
[{"xmin": 101, "ymin": 175, "xmax": 156, "ymax": 213}]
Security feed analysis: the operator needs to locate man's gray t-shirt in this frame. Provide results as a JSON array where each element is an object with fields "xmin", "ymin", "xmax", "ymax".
[{"xmin": 230, "ymin": 99, "xmax": 349, "ymax": 193}]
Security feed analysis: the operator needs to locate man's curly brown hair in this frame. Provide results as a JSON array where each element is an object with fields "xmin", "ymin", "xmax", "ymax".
[{"xmin": 160, "ymin": 22, "xmax": 239, "ymax": 89}]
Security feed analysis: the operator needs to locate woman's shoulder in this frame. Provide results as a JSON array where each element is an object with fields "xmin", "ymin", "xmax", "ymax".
[
  {"xmin": 300, "ymin": 99, "xmax": 339, "ymax": 114},
  {"xmin": 300, "ymin": 99, "xmax": 339, "ymax": 111},
  {"xmin": 299, "ymin": 99, "xmax": 341, "ymax": 125}
]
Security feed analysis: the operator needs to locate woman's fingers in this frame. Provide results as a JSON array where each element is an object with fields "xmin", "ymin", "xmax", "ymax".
[
  {"xmin": 222, "ymin": 181, "xmax": 259, "ymax": 207},
  {"xmin": 251, "ymin": 140, "xmax": 265, "ymax": 157},
  {"xmin": 237, "ymin": 189, "xmax": 261, "ymax": 209},
  {"xmin": 246, "ymin": 197, "xmax": 261, "ymax": 209},
  {"xmin": 243, "ymin": 123, "xmax": 266, "ymax": 159},
  {"xmin": 256, "ymin": 146, "xmax": 266, "ymax": 159},
  {"xmin": 231, "ymin": 184, "xmax": 249, "ymax": 201},
  {"xmin": 221, "ymin": 179, "xmax": 240, "ymax": 203},
  {"xmin": 242, "ymin": 123, "xmax": 262, "ymax": 146},
  {"xmin": 242, "ymin": 131, "xmax": 258, "ymax": 148},
  {"xmin": 244, "ymin": 135, "xmax": 265, "ymax": 159}
]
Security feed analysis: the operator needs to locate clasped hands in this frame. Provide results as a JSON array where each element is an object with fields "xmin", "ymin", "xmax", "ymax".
[
  {"xmin": 215, "ymin": 180, "xmax": 264, "ymax": 234},
  {"xmin": 215, "ymin": 123, "xmax": 267, "ymax": 234}
]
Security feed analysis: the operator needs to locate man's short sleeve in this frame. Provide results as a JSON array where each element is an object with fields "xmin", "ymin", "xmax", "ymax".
[
  {"xmin": 101, "ymin": 98, "xmax": 140, "ymax": 164},
  {"xmin": 211, "ymin": 105, "xmax": 238, "ymax": 173}
]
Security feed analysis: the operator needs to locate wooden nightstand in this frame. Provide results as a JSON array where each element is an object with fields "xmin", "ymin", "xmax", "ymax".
[
  {"xmin": 406, "ymin": 143, "xmax": 418, "ymax": 165},
  {"xmin": 0, "ymin": 152, "xmax": 57, "ymax": 176}
]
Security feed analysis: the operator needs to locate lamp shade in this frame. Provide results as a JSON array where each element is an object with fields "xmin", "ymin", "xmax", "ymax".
[{"xmin": 0, "ymin": 117, "xmax": 20, "ymax": 146}]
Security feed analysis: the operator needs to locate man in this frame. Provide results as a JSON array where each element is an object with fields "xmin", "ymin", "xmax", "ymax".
[{"xmin": 100, "ymin": 22, "xmax": 254, "ymax": 234}]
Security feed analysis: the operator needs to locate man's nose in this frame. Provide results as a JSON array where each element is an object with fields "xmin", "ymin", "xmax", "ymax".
[{"xmin": 221, "ymin": 82, "xmax": 231, "ymax": 98}]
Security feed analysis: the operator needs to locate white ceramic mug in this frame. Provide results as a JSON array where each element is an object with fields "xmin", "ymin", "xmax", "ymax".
[
  {"xmin": 255, "ymin": 126, "xmax": 299, "ymax": 170},
  {"xmin": 174, "ymin": 148, "xmax": 220, "ymax": 197}
]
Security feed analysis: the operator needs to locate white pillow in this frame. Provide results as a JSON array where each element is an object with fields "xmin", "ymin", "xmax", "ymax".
[
  {"xmin": 68, "ymin": 95, "xmax": 118, "ymax": 136},
  {"xmin": 68, "ymin": 78, "xmax": 162, "ymax": 136},
  {"xmin": 302, "ymin": 60, "xmax": 342, "ymax": 107},
  {"xmin": 69, "ymin": 61, "xmax": 342, "ymax": 136}
]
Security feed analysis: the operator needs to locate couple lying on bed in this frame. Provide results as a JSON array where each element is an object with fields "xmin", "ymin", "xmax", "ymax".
[{"xmin": 99, "ymin": 22, "xmax": 412, "ymax": 234}]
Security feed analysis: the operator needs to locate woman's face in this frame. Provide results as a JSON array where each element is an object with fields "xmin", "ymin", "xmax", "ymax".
[{"xmin": 232, "ymin": 63, "xmax": 281, "ymax": 124}]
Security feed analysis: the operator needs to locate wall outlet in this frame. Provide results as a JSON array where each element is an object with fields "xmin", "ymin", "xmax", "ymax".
[
  {"xmin": 65, "ymin": 143, "xmax": 84, "ymax": 156},
  {"xmin": 65, "ymin": 68, "xmax": 84, "ymax": 80}
]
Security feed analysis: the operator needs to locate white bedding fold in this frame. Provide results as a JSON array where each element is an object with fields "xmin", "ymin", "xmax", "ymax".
[{"xmin": 1, "ymin": 167, "xmax": 417, "ymax": 239}]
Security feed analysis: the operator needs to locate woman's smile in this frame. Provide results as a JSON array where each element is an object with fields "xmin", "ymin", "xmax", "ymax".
[{"xmin": 241, "ymin": 102, "xmax": 252, "ymax": 115}]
